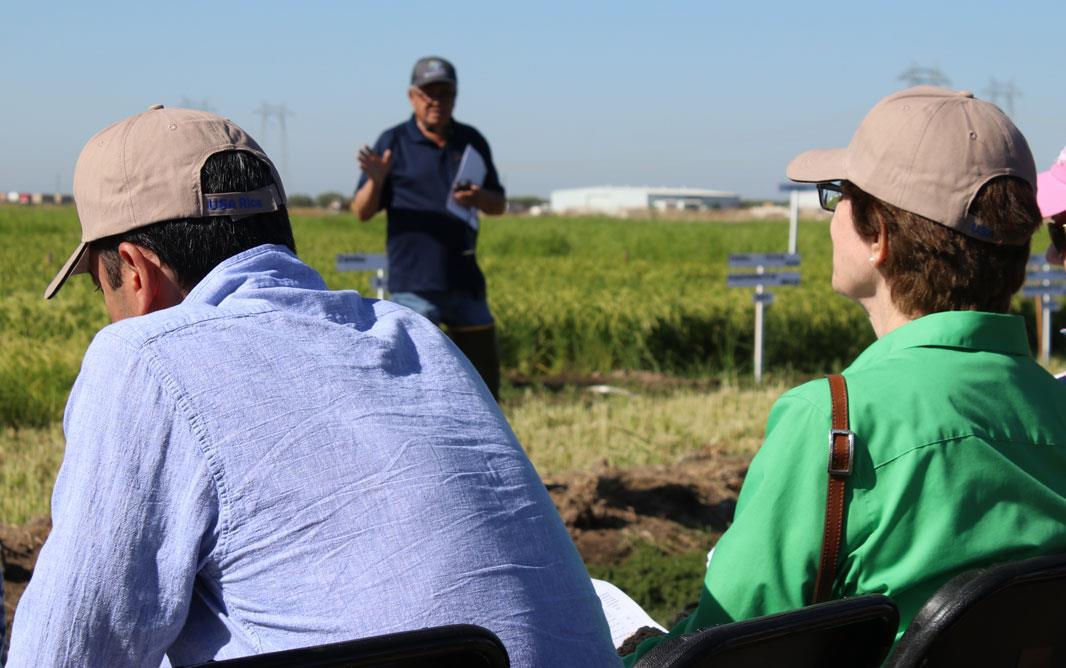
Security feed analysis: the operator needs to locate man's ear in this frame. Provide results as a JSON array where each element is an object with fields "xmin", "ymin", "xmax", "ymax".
[{"xmin": 116, "ymin": 242, "xmax": 185, "ymax": 315}]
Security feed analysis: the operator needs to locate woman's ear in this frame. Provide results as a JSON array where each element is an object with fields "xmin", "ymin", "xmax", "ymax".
[{"xmin": 870, "ymin": 221, "xmax": 890, "ymax": 267}]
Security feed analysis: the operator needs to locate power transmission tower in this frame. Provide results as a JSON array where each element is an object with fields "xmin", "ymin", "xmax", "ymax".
[
  {"xmin": 253, "ymin": 103, "xmax": 294, "ymax": 182},
  {"xmin": 179, "ymin": 97, "xmax": 215, "ymax": 112},
  {"xmin": 984, "ymin": 77, "xmax": 1021, "ymax": 116},
  {"xmin": 253, "ymin": 103, "xmax": 272, "ymax": 145},
  {"xmin": 276, "ymin": 103, "xmax": 293, "ymax": 184},
  {"xmin": 898, "ymin": 64, "xmax": 951, "ymax": 88}
]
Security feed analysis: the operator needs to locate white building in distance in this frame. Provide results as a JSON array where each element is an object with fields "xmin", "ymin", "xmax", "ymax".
[{"xmin": 550, "ymin": 186, "xmax": 740, "ymax": 216}]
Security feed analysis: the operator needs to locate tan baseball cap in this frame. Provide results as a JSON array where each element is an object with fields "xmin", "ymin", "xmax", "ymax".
[
  {"xmin": 787, "ymin": 86, "xmax": 1036, "ymax": 244},
  {"xmin": 45, "ymin": 104, "xmax": 286, "ymax": 299}
]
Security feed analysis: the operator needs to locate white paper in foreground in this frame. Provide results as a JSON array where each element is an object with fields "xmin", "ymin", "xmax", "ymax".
[
  {"xmin": 445, "ymin": 145, "xmax": 487, "ymax": 231},
  {"xmin": 592, "ymin": 578, "xmax": 667, "ymax": 648}
]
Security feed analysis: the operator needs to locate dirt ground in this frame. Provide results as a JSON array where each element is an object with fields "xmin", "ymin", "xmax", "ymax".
[
  {"xmin": 0, "ymin": 450, "xmax": 747, "ymax": 638},
  {"xmin": 0, "ymin": 516, "xmax": 50, "ymax": 639},
  {"xmin": 547, "ymin": 448, "xmax": 746, "ymax": 565}
]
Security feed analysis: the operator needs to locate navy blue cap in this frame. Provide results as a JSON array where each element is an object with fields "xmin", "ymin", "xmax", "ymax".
[{"xmin": 411, "ymin": 56, "xmax": 457, "ymax": 88}]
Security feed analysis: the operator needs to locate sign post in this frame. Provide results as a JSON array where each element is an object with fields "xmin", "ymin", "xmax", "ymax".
[
  {"xmin": 728, "ymin": 253, "xmax": 801, "ymax": 383},
  {"xmin": 336, "ymin": 253, "xmax": 388, "ymax": 300},
  {"xmin": 1024, "ymin": 255, "xmax": 1066, "ymax": 363},
  {"xmin": 754, "ymin": 270, "xmax": 764, "ymax": 383},
  {"xmin": 778, "ymin": 183, "xmax": 815, "ymax": 255}
]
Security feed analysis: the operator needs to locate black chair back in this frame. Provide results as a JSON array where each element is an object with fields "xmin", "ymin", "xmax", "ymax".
[
  {"xmin": 181, "ymin": 624, "xmax": 509, "ymax": 668},
  {"xmin": 633, "ymin": 594, "xmax": 898, "ymax": 668},
  {"xmin": 886, "ymin": 553, "xmax": 1066, "ymax": 668}
]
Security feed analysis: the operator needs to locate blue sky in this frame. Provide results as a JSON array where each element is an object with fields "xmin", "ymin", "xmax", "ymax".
[{"xmin": 2, "ymin": 1, "xmax": 1064, "ymax": 200}]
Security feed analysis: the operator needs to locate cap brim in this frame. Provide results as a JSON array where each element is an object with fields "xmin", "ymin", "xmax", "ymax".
[
  {"xmin": 1037, "ymin": 170, "xmax": 1066, "ymax": 219},
  {"xmin": 786, "ymin": 148, "xmax": 848, "ymax": 183},
  {"xmin": 413, "ymin": 76, "xmax": 456, "ymax": 88},
  {"xmin": 43, "ymin": 241, "xmax": 89, "ymax": 300}
]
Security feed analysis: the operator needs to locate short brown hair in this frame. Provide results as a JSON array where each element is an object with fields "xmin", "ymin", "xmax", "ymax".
[{"xmin": 845, "ymin": 177, "xmax": 1040, "ymax": 316}]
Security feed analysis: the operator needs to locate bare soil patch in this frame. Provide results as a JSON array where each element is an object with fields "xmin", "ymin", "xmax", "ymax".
[
  {"xmin": 0, "ymin": 450, "xmax": 747, "ymax": 636},
  {"xmin": 1, "ymin": 516, "xmax": 50, "ymax": 636},
  {"xmin": 546, "ymin": 448, "xmax": 747, "ymax": 565}
]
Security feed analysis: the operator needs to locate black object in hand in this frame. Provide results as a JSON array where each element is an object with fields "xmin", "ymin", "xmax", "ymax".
[{"xmin": 454, "ymin": 180, "xmax": 474, "ymax": 193}]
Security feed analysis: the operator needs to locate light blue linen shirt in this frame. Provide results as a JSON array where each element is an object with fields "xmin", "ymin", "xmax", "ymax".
[{"xmin": 8, "ymin": 245, "xmax": 620, "ymax": 668}]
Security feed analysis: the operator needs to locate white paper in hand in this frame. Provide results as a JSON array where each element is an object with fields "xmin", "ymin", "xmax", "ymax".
[
  {"xmin": 446, "ymin": 145, "xmax": 488, "ymax": 231},
  {"xmin": 591, "ymin": 578, "xmax": 667, "ymax": 649}
]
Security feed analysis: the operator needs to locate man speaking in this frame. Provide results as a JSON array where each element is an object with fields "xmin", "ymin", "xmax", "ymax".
[{"xmin": 352, "ymin": 56, "xmax": 506, "ymax": 398}]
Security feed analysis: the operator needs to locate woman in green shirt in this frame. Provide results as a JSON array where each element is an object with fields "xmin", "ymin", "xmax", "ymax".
[{"xmin": 627, "ymin": 87, "xmax": 1066, "ymax": 665}]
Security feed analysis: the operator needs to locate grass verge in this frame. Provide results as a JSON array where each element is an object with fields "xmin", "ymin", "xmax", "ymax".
[
  {"xmin": 504, "ymin": 379, "xmax": 790, "ymax": 477},
  {"xmin": 0, "ymin": 381, "xmax": 785, "ymax": 526},
  {"xmin": 587, "ymin": 542, "xmax": 707, "ymax": 626}
]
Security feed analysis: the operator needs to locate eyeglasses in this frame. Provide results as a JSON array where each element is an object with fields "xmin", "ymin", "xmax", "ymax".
[
  {"xmin": 817, "ymin": 182, "xmax": 844, "ymax": 212},
  {"xmin": 413, "ymin": 85, "xmax": 456, "ymax": 102}
]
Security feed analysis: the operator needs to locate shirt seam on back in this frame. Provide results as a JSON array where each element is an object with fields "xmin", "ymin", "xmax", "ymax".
[
  {"xmin": 134, "ymin": 333, "xmax": 266, "ymax": 652},
  {"xmin": 131, "ymin": 338, "xmax": 234, "ymax": 558},
  {"xmin": 91, "ymin": 327, "xmax": 264, "ymax": 651},
  {"xmin": 873, "ymin": 432, "xmax": 1060, "ymax": 469},
  {"xmin": 131, "ymin": 305, "xmax": 281, "ymax": 344}
]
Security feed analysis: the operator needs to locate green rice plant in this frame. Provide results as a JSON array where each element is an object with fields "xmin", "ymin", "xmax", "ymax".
[
  {"xmin": 0, "ymin": 423, "xmax": 66, "ymax": 523},
  {"xmin": 3, "ymin": 205, "xmax": 1061, "ymax": 430},
  {"xmin": 0, "ymin": 339, "xmax": 83, "ymax": 428},
  {"xmin": 1, "ymin": 208, "xmax": 106, "ymax": 427}
]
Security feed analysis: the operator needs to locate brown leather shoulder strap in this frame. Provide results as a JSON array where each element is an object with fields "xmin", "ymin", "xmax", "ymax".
[{"xmin": 812, "ymin": 373, "xmax": 854, "ymax": 604}]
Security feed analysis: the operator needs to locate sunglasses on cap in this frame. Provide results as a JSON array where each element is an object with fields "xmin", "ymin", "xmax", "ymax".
[{"xmin": 817, "ymin": 181, "xmax": 844, "ymax": 212}]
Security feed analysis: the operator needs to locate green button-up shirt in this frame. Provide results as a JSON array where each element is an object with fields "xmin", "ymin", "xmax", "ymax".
[{"xmin": 629, "ymin": 311, "xmax": 1066, "ymax": 664}]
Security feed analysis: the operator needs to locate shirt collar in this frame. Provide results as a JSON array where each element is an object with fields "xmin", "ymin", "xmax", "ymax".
[
  {"xmin": 404, "ymin": 114, "xmax": 457, "ymax": 146},
  {"xmin": 184, "ymin": 244, "xmax": 327, "ymax": 307},
  {"xmin": 846, "ymin": 311, "xmax": 1031, "ymax": 372}
]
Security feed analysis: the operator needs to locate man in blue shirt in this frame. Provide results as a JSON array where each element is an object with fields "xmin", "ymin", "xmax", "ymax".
[
  {"xmin": 352, "ymin": 56, "xmax": 506, "ymax": 398},
  {"xmin": 9, "ymin": 106, "xmax": 620, "ymax": 668}
]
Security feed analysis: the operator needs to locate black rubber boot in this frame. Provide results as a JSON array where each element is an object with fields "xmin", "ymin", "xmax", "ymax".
[{"xmin": 448, "ymin": 324, "xmax": 501, "ymax": 401}]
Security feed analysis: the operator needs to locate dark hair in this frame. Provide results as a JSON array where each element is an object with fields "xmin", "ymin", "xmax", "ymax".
[
  {"xmin": 846, "ymin": 177, "xmax": 1040, "ymax": 316},
  {"xmin": 91, "ymin": 150, "xmax": 296, "ymax": 291}
]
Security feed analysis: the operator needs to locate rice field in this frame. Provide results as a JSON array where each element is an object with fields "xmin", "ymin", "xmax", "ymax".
[{"xmin": 0, "ymin": 204, "xmax": 1059, "ymax": 523}]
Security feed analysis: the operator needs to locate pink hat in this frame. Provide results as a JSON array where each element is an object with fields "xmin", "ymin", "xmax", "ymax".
[{"xmin": 1037, "ymin": 147, "xmax": 1066, "ymax": 218}]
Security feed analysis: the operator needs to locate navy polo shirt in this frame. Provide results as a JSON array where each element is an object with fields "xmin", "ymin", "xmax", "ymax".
[{"xmin": 357, "ymin": 116, "xmax": 504, "ymax": 294}]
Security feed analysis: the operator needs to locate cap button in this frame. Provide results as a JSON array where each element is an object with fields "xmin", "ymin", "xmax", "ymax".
[
  {"xmin": 958, "ymin": 90, "xmax": 974, "ymax": 98},
  {"xmin": 147, "ymin": 103, "xmax": 165, "ymax": 110}
]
